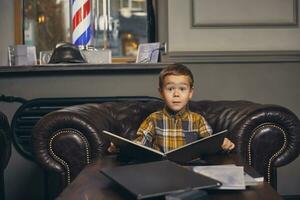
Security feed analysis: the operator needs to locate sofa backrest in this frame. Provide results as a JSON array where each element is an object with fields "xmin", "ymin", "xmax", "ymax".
[
  {"xmin": 103, "ymin": 100, "xmax": 261, "ymax": 145},
  {"xmin": 11, "ymin": 96, "xmax": 161, "ymax": 161},
  {"xmin": 109, "ymin": 101, "xmax": 164, "ymax": 140}
]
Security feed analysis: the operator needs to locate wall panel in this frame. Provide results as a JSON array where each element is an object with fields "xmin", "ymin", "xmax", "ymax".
[{"xmin": 168, "ymin": 0, "xmax": 300, "ymax": 52}]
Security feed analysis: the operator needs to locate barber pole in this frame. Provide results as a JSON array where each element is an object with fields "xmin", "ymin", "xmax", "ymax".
[{"xmin": 71, "ymin": 0, "xmax": 92, "ymax": 47}]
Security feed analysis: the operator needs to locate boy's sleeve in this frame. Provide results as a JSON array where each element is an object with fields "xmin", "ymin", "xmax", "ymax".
[
  {"xmin": 198, "ymin": 116, "xmax": 213, "ymax": 138},
  {"xmin": 134, "ymin": 115, "xmax": 156, "ymax": 148}
]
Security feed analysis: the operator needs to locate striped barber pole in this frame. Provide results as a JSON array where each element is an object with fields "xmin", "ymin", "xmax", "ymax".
[{"xmin": 71, "ymin": 0, "xmax": 92, "ymax": 46}]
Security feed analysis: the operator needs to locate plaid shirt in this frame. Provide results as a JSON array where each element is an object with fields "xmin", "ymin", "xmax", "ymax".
[{"xmin": 135, "ymin": 107, "xmax": 212, "ymax": 153}]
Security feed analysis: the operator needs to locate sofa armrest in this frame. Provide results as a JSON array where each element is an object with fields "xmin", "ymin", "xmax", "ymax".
[
  {"xmin": 32, "ymin": 103, "xmax": 113, "ymax": 193},
  {"xmin": 233, "ymin": 105, "xmax": 300, "ymax": 187},
  {"xmin": 0, "ymin": 110, "xmax": 10, "ymax": 200},
  {"xmin": 0, "ymin": 111, "xmax": 10, "ymax": 171},
  {"xmin": 195, "ymin": 100, "xmax": 300, "ymax": 188}
]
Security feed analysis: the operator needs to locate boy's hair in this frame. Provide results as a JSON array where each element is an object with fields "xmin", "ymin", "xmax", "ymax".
[{"xmin": 159, "ymin": 63, "xmax": 194, "ymax": 89}]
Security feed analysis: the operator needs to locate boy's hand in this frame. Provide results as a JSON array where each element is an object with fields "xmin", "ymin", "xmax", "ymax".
[
  {"xmin": 107, "ymin": 142, "xmax": 119, "ymax": 153},
  {"xmin": 221, "ymin": 138, "xmax": 235, "ymax": 152}
]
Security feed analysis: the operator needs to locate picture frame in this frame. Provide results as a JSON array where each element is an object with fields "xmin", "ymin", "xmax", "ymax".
[{"xmin": 136, "ymin": 42, "xmax": 161, "ymax": 63}]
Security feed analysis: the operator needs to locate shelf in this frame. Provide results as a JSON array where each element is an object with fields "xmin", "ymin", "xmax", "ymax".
[{"xmin": 0, "ymin": 63, "xmax": 169, "ymax": 76}]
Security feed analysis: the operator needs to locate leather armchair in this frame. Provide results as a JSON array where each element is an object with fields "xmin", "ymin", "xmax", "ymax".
[
  {"xmin": 32, "ymin": 98, "xmax": 300, "ymax": 198},
  {"xmin": 0, "ymin": 111, "xmax": 11, "ymax": 200}
]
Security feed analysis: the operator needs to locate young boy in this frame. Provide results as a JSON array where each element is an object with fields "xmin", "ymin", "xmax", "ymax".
[
  {"xmin": 133, "ymin": 63, "xmax": 235, "ymax": 152},
  {"xmin": 109, "ymin": 63, "xmax": 235, "ymax": 153}
]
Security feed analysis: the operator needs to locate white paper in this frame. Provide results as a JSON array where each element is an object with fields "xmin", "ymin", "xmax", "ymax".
[{"xmin": 193, "ymin": 165, "xmax": 246, "ymax": 190}]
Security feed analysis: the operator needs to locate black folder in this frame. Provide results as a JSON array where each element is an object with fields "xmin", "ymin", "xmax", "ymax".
[
  {"xmin": 102, "ymin": 129, "xmax": 228, "ymax": 163},
  {"xmin": 100, "ymin": 160, "xmax": 222, "ymax": 199}
]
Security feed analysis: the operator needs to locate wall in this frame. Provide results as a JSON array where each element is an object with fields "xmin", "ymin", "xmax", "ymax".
[
  {"xmin": 0, "ymin": 0, "xmax": 14, "ymax": 66},
  {"xmin": 168, "ymin": 0, "xmax": 300, "ymax": 52}
]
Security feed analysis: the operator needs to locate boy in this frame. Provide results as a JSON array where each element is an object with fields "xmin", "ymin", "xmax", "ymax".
[
  {"xmin": 134, "ymin": 63, "xmax": 234, "ymax": 152},
  {"xmin": 109, "ymin": 64, "xmax": 234, "ymax": 153}
]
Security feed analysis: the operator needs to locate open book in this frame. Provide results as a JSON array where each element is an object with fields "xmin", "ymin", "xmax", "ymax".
[{"xmin": 102, "ymin": 129, "xmax": 228, "ymax": 164}]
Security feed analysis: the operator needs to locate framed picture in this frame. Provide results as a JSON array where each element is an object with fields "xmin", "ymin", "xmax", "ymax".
[
  {"xmin": 8, "ymin": 45, "xmax": 37, "ymax": 66},
  {"xmin": 39, "ymin": 51, "xmax": 53, "ymax": 64},
  {"xmin": 136, "ymin": 42, "xmax": 161, "ymax": 63}
]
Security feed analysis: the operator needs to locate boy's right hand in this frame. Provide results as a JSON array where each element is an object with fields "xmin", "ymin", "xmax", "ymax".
[
  {"xmin": 107, "ymin": 142, "xmax": 119, "ymax": 153},
  {"xmin": 221, "ymin": 138, "xmax": 235, "ymax": 152}
]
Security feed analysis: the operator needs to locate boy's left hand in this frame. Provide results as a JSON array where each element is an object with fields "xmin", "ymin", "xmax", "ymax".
[
  {"xmin": 221, "ymin": 138, "xmax": 235, "ymax": 152},
  {"xmin": 107, "ymin": 142, "xmax": 119, "ymax": 153}
]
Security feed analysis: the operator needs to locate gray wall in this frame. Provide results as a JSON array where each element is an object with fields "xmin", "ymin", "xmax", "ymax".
[
  {"xmin": 0, "ymin": 0, "xmax": 14, "ymax": 66},
  {"xmin": 168, "ymin": 0, "xmax": 300, "ymax": 52}
]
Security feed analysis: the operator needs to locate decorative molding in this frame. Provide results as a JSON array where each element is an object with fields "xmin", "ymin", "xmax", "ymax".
[
  {"xmin": 168, "ymin": 51, "xmax": 300, "ymax": 63},
  {"xmin": 191, "ymin": 0, "xmax": 298, "ymax": 28}
]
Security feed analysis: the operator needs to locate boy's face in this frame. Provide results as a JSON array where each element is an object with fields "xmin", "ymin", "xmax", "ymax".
[{"xmin": 159, "ymin": 75, "xmax": 193, "ymax": 112}]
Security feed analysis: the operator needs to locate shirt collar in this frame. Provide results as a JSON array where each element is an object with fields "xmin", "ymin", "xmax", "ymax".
[{"xmin": 163, "ymin": 105, "xmax": 189, "ymax": 118}]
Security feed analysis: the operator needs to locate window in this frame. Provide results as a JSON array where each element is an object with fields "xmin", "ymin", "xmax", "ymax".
[{"xmin": 22, "ymin": 0, "xmax": 155, "ymax": 59}]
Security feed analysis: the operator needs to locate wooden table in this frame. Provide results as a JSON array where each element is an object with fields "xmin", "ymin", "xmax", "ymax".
[{"xmin": 56, "ymin": 154, "xmax": 282, "ymax": 200}]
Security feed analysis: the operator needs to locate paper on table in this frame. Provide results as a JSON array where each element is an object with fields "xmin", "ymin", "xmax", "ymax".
[
  {"xmin": 193, "ymin": 165, "xmax": 246, "ymax": 190},
  {"xmin": 244, "ymin": 172, "xmax": 260, "ymax": 186}
]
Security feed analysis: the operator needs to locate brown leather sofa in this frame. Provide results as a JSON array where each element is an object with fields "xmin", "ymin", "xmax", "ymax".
[
  {"xmin": 32, "ymin": 98, "xmax": 300, "ymax": 198},
  {"xmin": 0, "ymin": 111, "xmax": 11, "ymax": 200}
]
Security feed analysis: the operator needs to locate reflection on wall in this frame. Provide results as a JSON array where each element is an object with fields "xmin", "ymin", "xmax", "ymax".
[
  {"xmin": 24, "ymin": 0, "xmax": 68, "ymax": 53},
  {"xmin": 23, "ymin": 0, "xmax": 149, "ymax": 58}
]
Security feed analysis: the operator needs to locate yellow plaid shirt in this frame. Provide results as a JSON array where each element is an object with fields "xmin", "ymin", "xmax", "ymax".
[{"xmin": 134, "ymin": 107, "xmax": 212, "ymax": 153}]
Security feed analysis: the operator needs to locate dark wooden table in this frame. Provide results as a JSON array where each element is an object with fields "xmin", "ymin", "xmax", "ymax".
[{"xmin": 56, "ymin": 154, "xmax": 282, "ymax": 200}]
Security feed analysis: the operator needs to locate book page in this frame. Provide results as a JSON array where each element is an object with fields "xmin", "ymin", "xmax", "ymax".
[{"xmin": 102, "ymin": 130, "xmax": 164, "ymax": 156}]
